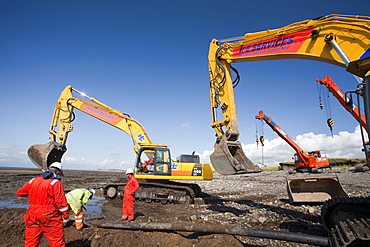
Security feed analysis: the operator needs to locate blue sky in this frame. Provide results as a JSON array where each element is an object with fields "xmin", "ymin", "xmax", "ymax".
[{"xmin": 1, "ymin": 0, "xmax": 369, "ymax": 170}]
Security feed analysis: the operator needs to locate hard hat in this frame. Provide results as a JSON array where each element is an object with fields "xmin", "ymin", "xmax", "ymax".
[
  {"xmin": 49, "ymin": 162, "xmax": 64, "ymax": 176},
  {"xmin": 49, "ymin": 162, "xmax": 62, "ymax": 170},
  {"xmin": 89, "ymin": 189, "xmax": 96, "ymax": 196},
  {"xmin": 126, "ymin": 168, "xmax": 134, "ymax": 174}
]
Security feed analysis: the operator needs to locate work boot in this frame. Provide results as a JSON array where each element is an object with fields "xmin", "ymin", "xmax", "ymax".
[{"xmin": 76, "ymin": 221, "xmax": 84, "ymax": 230}]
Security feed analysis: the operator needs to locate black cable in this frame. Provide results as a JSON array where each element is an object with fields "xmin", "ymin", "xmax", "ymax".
[
  {"xmin": 356, "ymin": 82, "xmax": 369, "ymax": 161},
  {"xmin": 231, "ymin": 65, "xmax": 240, "ymax": 88},
  {"xmin": 209, "ymin": 47, "xmax": 226, "ymax": 89}
]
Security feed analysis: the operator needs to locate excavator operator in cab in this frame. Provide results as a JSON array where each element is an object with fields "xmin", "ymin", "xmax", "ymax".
[{"xmin": 141, "ymin": 154, "xmax": 155, "ymax": 173}]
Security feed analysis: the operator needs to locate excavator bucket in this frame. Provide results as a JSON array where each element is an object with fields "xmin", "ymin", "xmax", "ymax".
[
  {"xmin": 27, "ymin": 141, "xmax": 67, "ymax": 170},
  {"xmin": 286, "ymin": 176, "xmax": 348, "ymax": 203},
  {"xmin": 210, "ymin": 135, "xmax": 261, "ymax": 175}
]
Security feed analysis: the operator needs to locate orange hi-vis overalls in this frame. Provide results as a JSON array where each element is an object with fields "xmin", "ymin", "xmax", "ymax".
[
  {"xmin": 121, "ymin": 175, "xmax": 139, "ymax": 221},
  {"xmin": 16, "ymin": 171, "xmax": 69, "ymax": 247}
]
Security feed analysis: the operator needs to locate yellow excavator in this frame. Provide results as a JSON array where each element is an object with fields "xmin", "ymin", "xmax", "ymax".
[
  {"xmin": 208, "ymin": 14, "xmax": 370, "ymax": 246},
  {"xmin": 28, "ymin": 85, "xmax": 213, "ymax": 204}
]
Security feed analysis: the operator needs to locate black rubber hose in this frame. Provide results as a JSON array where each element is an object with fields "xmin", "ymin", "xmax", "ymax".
[{"xmin": 98, "ymin": 222, "xmax": 329, "ymax": 246}]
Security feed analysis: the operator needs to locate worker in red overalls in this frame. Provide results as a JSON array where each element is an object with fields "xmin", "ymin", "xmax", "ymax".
[
  {"xmin": 16, "ymin": 162, "xmax": 69, "ymax": 247},
  {"xmin": 121, "ymin": 168, "xmax": 140, "ymax": 222}
]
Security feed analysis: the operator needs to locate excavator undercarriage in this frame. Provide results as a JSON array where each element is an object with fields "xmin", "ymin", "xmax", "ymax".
[
  {"xmin": 104, "ymin": 180, "xmax": 201, "ymax": 204},
  {"xmin": 322, "ymin": 197, "xmax": 370, "ymax": 246}
]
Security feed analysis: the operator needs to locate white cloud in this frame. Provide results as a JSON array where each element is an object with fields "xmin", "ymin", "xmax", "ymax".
[
  {"xmin": 200, "ymin": 125, "xmax": 366, "ymax": 167},
  {"xmin": 180, "ymin": 123, "xmax": 192, "ymax": 128},
  {"xmin": 0, "ymin": 145, "xmax": 32, "ymax": 168},
  {"xmin": 199, "ymin": 150, "xmax": 212, "ymax": 163},
  {"xmin": 62, "ymin": 155, "xmax": 130, "ymax": 170}
]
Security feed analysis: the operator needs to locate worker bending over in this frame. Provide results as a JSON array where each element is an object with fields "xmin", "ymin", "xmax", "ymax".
[
  {"xmin": 16, "ymin": 162, "xmax": 69, "ymax": 247},
  {"xmin": 121, "ymin": 168, "xmax": 140, "ymax": 221},
  {"xmin": 65, "ymin": 188, "xmax": 95, "ymax": 230}
]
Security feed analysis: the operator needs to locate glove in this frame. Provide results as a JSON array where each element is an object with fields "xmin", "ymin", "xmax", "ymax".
[{"xmin": 63, "ymin": 218, "xmax": 69, "ymax": 224}]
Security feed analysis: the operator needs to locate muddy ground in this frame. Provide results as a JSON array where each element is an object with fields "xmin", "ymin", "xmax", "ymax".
[{"xmin": 1, "ymin": 166, "xmax": 369, "ymax": 247}]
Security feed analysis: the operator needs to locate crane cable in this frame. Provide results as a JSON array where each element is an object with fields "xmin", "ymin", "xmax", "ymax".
[
  {"xmin": 255, "ymin": 118, "xmax": 265, "ymax": 166},
  {"xmin": 316, "ymin": 82, "xmax": 334, "ymax": 137},
  {"xmin": 255, "ymin": 119, "xmax": 260, "ymax": 149}
]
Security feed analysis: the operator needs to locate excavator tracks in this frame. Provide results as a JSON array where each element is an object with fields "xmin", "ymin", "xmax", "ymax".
[
  {"xmin": 104, "ymin": 180, "xmax": 201, "ymax": 204},
  {"xmin": 322, "ymin": 197, "xmax": 370, "ymax": 246},
  {"xmin": 329, "ymin": 218, "xmax": 370, "ymax": 247}
]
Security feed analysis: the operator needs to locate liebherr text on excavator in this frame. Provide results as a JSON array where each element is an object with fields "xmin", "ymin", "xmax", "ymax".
[
  {"xmin": 28, "ymin": 86, "xmax": 213, "ymax": 204},
  {"xmin": 208, "ymin": 14, "xmax": 370, "ymax": 246}
]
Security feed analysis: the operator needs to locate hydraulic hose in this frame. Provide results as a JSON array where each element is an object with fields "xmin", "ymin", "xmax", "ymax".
[{"xmin": 98, "ymin": 222, "xmax": 329, "ymax": 246}]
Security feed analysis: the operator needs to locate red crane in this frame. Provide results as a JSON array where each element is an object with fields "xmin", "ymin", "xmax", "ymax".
[
  {"xmin": 255, "ymin": 110, "xmax": 330, "ymax": 172},
  {"xmin": 316, "ymin": 76, "xmax": 367, "ymax": 132}
]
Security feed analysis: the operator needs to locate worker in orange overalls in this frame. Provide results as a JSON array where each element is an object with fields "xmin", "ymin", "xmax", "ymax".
[
  {"xmin": 121, "ymin": 168, "xmax": 140, "ymax": 222},
  {"xmin": 16, "ymin": 162, "xmax": 69, "ymax": 247}
]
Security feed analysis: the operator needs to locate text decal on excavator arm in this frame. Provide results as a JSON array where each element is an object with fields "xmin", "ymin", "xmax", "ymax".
[
  {"xmin": 80, "ymin": 103, "xmax": 123, "ymax": 125},
  {"xmin": 232, "ymin": 28, "xmax": 313, "ymax": 58}
]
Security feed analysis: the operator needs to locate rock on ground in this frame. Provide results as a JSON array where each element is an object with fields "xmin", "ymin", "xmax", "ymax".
[{"xmin": 1, "ymin": 167, "xmax": 369, "ymax": 246}]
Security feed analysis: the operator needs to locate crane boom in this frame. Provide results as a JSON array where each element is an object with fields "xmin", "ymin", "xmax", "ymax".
[
  {"xmin": 316, "ymin": 76, "xmax": 368, "ymax": 132},
  {"xmin": 255, "ymin": 110, "xmax": 329, "ymax": 171}
]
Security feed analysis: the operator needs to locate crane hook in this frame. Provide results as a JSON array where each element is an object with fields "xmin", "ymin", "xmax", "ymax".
[
  {"xmin": 327, "ymin": 118, "xmax": 334, "ymax": 138},
  {"xmin": 259, "ymin": 136, "xmax": 265, "ymax": 146}
]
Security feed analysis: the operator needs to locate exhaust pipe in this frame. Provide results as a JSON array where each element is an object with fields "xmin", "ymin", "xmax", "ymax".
[{"xmin": 27, "ymin": 141, "xmax": 66, "ymax": 170}]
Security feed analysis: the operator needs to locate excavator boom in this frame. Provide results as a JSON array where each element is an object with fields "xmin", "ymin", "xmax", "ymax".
[
  {"xmin": 28, "ymin": 86, "xmax": 157, "ymax": 170},
  {"xmin": 209, "ymin": 14, "xmax": 370, "ymax": 175}
]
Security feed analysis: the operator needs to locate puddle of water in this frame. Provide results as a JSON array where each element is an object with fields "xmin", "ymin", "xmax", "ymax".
[
  {"xmin": 0, "ymin": 196, "xmax": 105, "ymax": 215},
  {"xmin": 84, "ymin": 196, "xmax": 104, "ymax": 215},
  {"xmin": 0, "ymin": 197, "xmax": 28, "ymax": 209}
]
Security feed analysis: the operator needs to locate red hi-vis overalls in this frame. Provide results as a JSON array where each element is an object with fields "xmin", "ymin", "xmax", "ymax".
[
  {"xmin": 16, "ymin": 171, "xmax": 69, "ymax": 247},
  {"xmin": 122, "ymin": 175, "xmax": 139, "ymax": 221}
]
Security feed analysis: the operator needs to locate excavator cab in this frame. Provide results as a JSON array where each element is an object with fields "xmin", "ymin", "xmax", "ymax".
[
  {"xmin": 136, "ymin": 147, "xmax": 171, "ymax": 176},
  {"xmin": 27, "ymin": 141, "xmax": 66, "ymax": 171}
]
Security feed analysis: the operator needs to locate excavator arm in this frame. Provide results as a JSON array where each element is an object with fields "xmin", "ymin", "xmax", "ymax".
[
  {"xmin": 209, "ymin": 14, "xmax": 370, "ymax": 175},
  {"xmin": 28, "ymin": 85, "xmax": 166, "ymax": 170}
]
